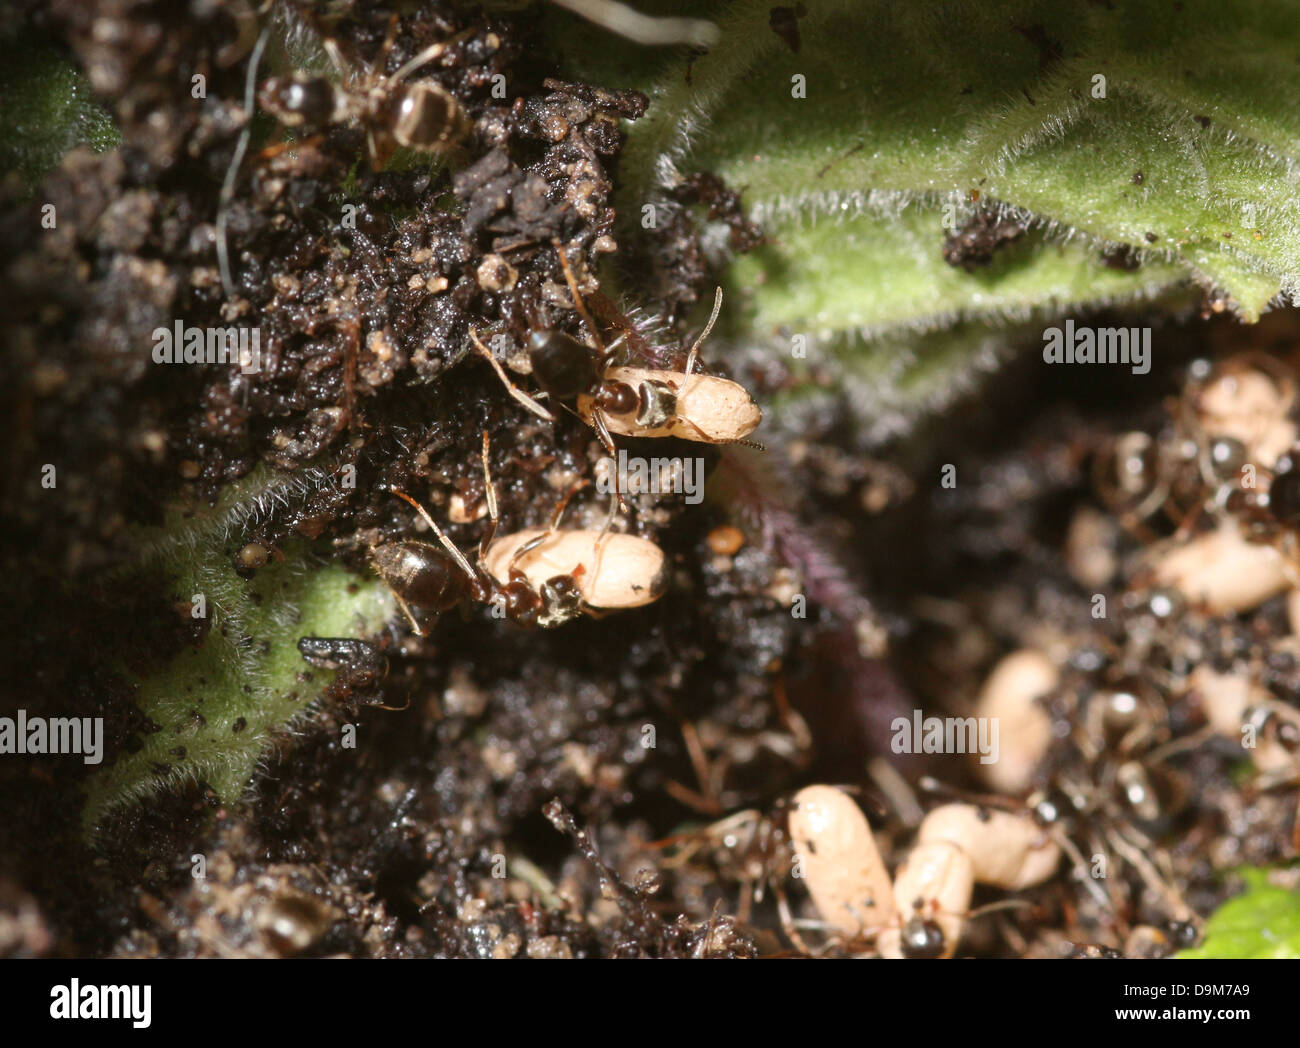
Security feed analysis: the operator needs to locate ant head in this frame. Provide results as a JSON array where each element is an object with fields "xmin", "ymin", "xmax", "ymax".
[
  {"xmin": 538, "ymin": 574, "xmax": 584, "ymax": 627},
  {"xmin": 898, "ymin": 916, "xmax": 947, "ymax": 959},
  {"xmin": 259, "ymin": 75, "xmax": 336, "ymax": 128}
]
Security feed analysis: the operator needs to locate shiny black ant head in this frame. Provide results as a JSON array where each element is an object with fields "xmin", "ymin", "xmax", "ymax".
[
  {"xmin": 527, "ymin": 330, "xmax": 603, "ymax": 399},
  {"xmin": 496, "ymin": 574, "xmax": 582, "ymax": 629},
  {"xmin": 633, "ymin": 379, "xmax": 677, "ymax": 429},
  {"xmin": 538, "ymin": 575, "xmax": 583, "ymax": 628},
  {"xmin": 898, "ymin": 917, "xmax": 947, "ymax": 959},
  {"xmin": 380, "ymin": 81, "xmax": 469, "ymax": 152},
  {"xmin": 259, "ymin": 75, "xmax": 338, "ymax": 128}
]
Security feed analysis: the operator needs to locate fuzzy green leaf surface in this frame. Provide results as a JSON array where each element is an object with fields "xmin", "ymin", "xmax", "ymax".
[
  {"xmin": 82, "ymin": 472, "xmax": 394, "ymax": 834},
  {"xmin": 0, "ymin": 38, "xmax": 118, "ymax": 194},
  {"xmin": 551, "ymin": 0, "xmax": 1300, "ymax": 432},
  {"xmin": 1177, "ymin": 869, "xmax": 1300, "ymax": 960}
]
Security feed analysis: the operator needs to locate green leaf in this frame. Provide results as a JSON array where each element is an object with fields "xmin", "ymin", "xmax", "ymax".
[
  {"xmin": 0, "ymin": 37, "xmax": 118, "ymax": 194},
  {"xmin": 82, "ymin": 471, "xmax": 394, "ymax": 835},
  {"xmin": 582, "ymin": 0, "xmax": 1300, "ymax": 435},
  {"xmin": 1177, "ymin": 869, "xmax": 1300, "ymax": 959}
]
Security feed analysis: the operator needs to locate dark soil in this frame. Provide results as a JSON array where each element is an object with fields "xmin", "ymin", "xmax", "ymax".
[{"xmin": 1, "ymin": 0, "xmax": 1296, "ymax": 960}]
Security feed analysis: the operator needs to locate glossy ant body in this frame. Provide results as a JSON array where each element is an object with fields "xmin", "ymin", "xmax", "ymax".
[
  {"xmin": 258, "ymin": 19, "xmax": 473, "ymax": 170},
  {"xmin": 471, "ymin": 243, "xmax": 761, "ymax": 453},
  {"xmin": 373, "ymin": 433, "xmax": 666, "ymax": 633}
]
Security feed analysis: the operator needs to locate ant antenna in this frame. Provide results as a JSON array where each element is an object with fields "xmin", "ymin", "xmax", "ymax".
[
  {"xmin": 217, "ymin": 18, "xmax": 273, "ymax": 300},
  {"xmin": 388, "ymin": 28, "xmax": 474, "ymax": 85},
  {"xmin": 390, "ymin": 488, "xmax": 480, "ymax": 585},
  {"xmin": 478, "ymin": 429, "xmax": 500, "ymax": 560},
  {"xmin": 552, "ymin": 239, "xmax": 603, "ymax": 353},
  {"xmin": 682, "ymin": 286, "xmax": 723, "ymax": 380}
]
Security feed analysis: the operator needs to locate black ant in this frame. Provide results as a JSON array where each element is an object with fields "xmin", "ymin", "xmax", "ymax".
[
  {"xmin": 470, "ymin": 242, "xmax": 760, "ymax": 453},
  {"xmin": 372, "ymin": 432, "xmax": 666, "ymax": 633}
]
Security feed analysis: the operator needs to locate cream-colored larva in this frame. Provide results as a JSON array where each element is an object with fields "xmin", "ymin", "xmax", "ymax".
[
  {"xmin": 878, "ymin": 842, "xmax": 975, "ymax": 959},
  {"xmin": 577, "ymin": 366, "xmax": 762, "ymax": 444},
  {"xmin": 1187, "ymin": 666, "xmax": 1300, "ymax": 774},
  {"xmin": 973, "ymin": 649, "xmax": 1058, "ymax": 794},
  {"xmin": 1188, "ymin": 665, "xmax": 1263, "ymax": 738},
  {"xmin": 787, "ymin": 785, "xmax": 896, "ymax": 940},
  {"xmin": 917, "ymin": 804, "xmax": 1061, "ymax": 891},
  {"xmin": 482, "ymin": 527, "xmax": 667, "ymax": 610},
  {"xmin": 1195, "ymin": 363, "xmax": 1296, "ymax": 471},
  {"xmin": 1150, "ymin": 520, "xmax": 1290, "ymax": 614}
]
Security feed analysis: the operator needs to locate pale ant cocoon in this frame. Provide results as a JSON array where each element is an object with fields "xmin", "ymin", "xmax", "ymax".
[
  {"xmin": 577, "ymin": 366, "xmax": 763, "ymax": 444},
  {"xmin": 878, "ymin": 842, "xmax": 974, "ymax": 960},
  {"xmin": 974, "ymin": 649, "xmax": 1058, "ymax": 794},
  {"xmin": 483, "ymin": 527, "xmax": 667, "ymax": 610},
  {"xmin": 1187, "ymin": 666, "xmax": 1300, "ymax": 773},
  {"xmin": 1195, "ymin": 364, "xmax": 1296, "ymax": 471},
  {"xmin": 1188, "ymin": 665, "xmax": 1264, "ymax": 738},
  {"xmin": 787, "ymin": 785, "xmax": 896, "ymax": 940},
  {"xmin": 917, "ymin": 804, "xmax": 1061, "ymax": 891},
  {"xmin": 1150, "ymin": 519, "xmax": 1290, "ymax": 614}
]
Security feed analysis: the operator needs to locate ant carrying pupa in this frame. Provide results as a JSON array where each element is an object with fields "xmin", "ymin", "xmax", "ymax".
[
  {"xmin": 372, "ymin": 432, "xmax": 667, "ymax": 633},
  {"xmin": 471, "ymin": 241, "xmax": 763, "ymax": 453}
]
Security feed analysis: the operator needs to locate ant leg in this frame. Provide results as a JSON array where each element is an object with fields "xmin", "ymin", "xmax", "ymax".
[
  {"xmin": 507, "ymin": 476, "xmax": 592, "ymax": 573},
  {"xmin": 371, "ymin": 14, "xmax": 400, "ymax": 78},
  {"xmin": 255, "ymin": 132, "xmax": 326, "ymax": 163},
  {"xmin": 590, "ymin": 409, "xmax": 632, "ymax": 513},
  {"xmin": 552, "ymin": 239, "xmax": 603, "ymax": 352},
  {"xmin": 390, "ymin": 489, "xmax": 480, "ymax": 586},
  {"xmin": 469, "ymin": 328, "xmax": 555, "ymax": 421},
  {"xmin": 391, "ymin": 588, "xmax": 425, "ymax": 637},
  {"xmin": 388, "ymin": 28, "xmax": 475, "ymax": 84},
  {"xmin": 591, "ymin": 406, "xmax": 618, "ymax": 456},
  {"xmin": 322, "ymin": 37, "xmax": 352, "ymax": 82}
]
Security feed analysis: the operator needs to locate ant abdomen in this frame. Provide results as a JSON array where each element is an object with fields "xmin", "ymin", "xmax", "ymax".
[{"xmin": 372, "ymin": 541, "xmax": 472, "ymax": 614}]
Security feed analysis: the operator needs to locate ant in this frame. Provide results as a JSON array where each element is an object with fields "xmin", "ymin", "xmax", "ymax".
[
  {"xmin": 258, "ymin": 17, "xmax": 473, "ymax": 171},
  {"xmin": 372, "ymin": 432, "xmax": 666, "ymax": 633},
  {"xmin": 470, "ymin": 242, "xmax": 761, "ymax": 454}
]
